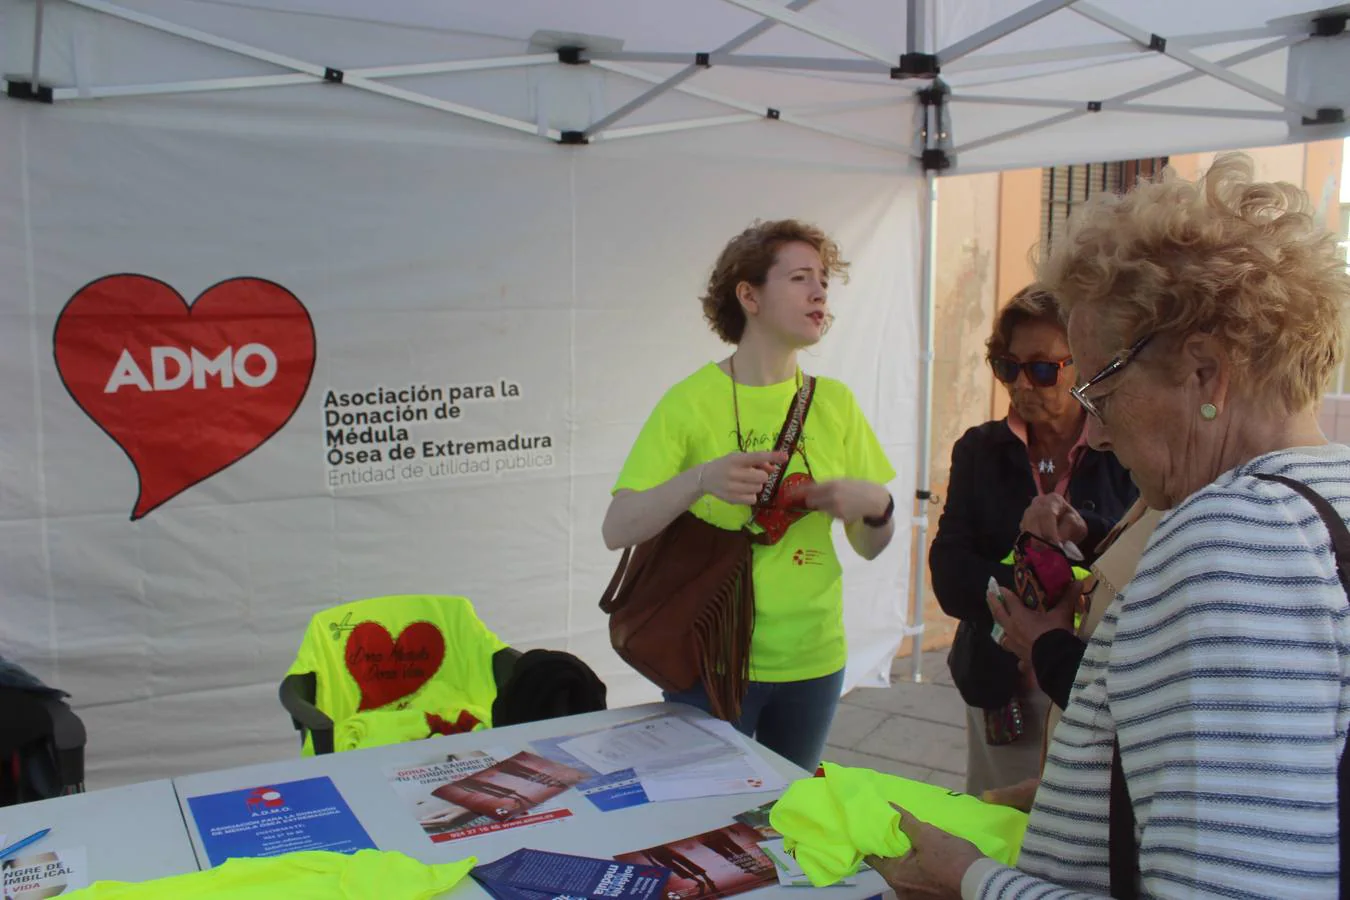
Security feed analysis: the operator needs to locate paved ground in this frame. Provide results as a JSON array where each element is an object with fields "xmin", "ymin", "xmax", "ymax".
[{"xmin": 823, "ymin": 649, "xmax": 967, "ymax": 792}]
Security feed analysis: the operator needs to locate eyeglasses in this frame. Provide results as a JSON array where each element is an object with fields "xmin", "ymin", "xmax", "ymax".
[
  {"xmin": 990, "ymin": 356, "xmax": 1074, "ymax": 388},
  {"xmin": 1071, "ymin": 334, "xmax": 1153, "ymax": 420}
]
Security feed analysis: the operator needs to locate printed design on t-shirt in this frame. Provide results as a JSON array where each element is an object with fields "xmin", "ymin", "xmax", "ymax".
[
  {"xmin": 732, "ymin": 428, "xmax": 813, "ymax": 453},
  {"xmin": 791, "ymin": 549, "xmax": 824, "ymax": 567},
  {"xmin": 344, "ymin": 620, "xmax": 446, "ymax": 711}
]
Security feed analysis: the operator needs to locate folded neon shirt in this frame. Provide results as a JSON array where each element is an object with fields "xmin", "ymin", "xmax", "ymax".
[
  {"xmin": 769, "ymin": 763, "xmax": 1027, "ymax": 886},
  {"xmin": 62, "ymin": 849, "xmax": 475, "ymax": 899}
]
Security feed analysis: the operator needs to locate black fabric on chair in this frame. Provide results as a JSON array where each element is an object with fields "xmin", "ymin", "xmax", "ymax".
[
  {"xmin": 0, "ymin": 687, "xmax": 86, "ymax": 806},
  {"xmin": 491, "ymin": 649, "xmax": 607, "ymax": 727},
  {"xmin": 279, "ymin": 646, "xmax": 525, "ymax": 755}
]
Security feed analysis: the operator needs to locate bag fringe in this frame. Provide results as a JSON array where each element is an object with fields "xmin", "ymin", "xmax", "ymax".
[{"xmin": 693, "ymin": 552, "xmax": 754, "ymax": 721}]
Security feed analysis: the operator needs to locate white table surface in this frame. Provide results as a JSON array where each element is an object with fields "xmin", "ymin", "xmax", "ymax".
[
  {"xmin": 0, "ymin": 779, "xmax": 198, "ymax": 884},
  {"xmin": 172, "ymin": 703, "xmax": 889, "ymax": 899}
]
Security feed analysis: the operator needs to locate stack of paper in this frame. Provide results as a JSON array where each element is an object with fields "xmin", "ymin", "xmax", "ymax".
[{"xmin": 530, "ymin": 715, "xmax": 787, "ymax": 810}]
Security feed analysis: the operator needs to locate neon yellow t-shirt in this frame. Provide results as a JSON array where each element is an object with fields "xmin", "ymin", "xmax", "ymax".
[
  {"xmin": 613, "ymin": 363, "xmax": 895, "ymax": 682},
  {"xmin": 769, "ymin": 763, "xmax": 1027, "ymax": 886},
  {"xmin": 63, "ymin": 849, "xmax": 475, "ymax": 899}
]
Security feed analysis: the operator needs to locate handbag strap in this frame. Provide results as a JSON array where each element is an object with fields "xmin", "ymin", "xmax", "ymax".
[
  {"xmin": 752, "ymin": 374, "xmax": 817, "ymax": 510},
  {"xmin": 598, "ymin": 545, "xmax": 632, "ymax": 614},
  {"xmin": 1108, "ymin": 472, "xmax": 1350, "ymax": 898}
]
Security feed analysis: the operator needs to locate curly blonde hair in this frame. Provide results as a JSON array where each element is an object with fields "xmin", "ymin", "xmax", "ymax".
[
  {"xmin": 1038, "ymin": 153, "xmax": 1349, "ymax": 412},
  {"xmin": 701, "ymin": 219, "xmax": 850, "ymax": 344}
]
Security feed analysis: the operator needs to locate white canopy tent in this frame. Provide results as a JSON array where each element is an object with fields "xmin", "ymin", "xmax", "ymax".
[{"xmin": 1, "ymin": 0, "xmax": 1345, "ymax": 785}]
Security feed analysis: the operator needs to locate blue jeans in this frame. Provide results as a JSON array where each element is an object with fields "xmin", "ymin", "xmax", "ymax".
[{"xmin": 663, "ymin": 668, "xmax": 846, "ymax": 772}]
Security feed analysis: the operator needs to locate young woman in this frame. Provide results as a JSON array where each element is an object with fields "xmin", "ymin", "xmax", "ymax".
[{"xmin": 602, "ymin": 219, "xmax": 896, "ymax": 771}]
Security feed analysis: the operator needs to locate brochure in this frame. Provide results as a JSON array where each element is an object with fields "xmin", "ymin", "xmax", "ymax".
[
  {"xmin": 757, "ymin": 840, "xmax": 855, "ymax": 888},
  {"xmin": 528, "ymin": 733, "xmax": 650, "ymax": 813},
  {"xmin": 473, "ymin": 848, "xmax": 670, "ymax": 900},
  {"xmin": 614, "ymin": 824, "xmax": 777, "ymax": 900},
  {"xmin": 732, "ymin": 800, "xmax": 780, "ymax": 840},
  {"xmin": 386, "ymin": 749, "xmax": 579, "ymax": 843},
  {"xmin": 186, "ymin": 775, "xmax": 375, "ymax": 867},
  {"xmin": 2, "ymin": 847, "xmax": 88, "ymax": 898}
]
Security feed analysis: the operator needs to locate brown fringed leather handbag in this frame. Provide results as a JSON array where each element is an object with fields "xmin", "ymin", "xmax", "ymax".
[{"xmin": 599, "ymin": 374, "xmax": 816, "ymax": 721}]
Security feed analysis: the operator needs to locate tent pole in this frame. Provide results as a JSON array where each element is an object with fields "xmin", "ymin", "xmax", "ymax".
[
  {"xmin": 906, "ymin": 0, "xmax": 925, "ymax": 53},
  {"xmin": 31, "ymin": 0, "xmax": 45, "ymax": 88},
  {"xmin": 909, "ymin": 171, "xmax": 938, "ymax": 683}
]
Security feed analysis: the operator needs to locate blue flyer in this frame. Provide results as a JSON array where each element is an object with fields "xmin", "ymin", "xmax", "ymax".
[
  {"xmin": 528, "ymin": 735, "xmax": 650, "ymax": 812},
  {"xmin": 186, "ymin": 775, "xmax": 376, "ymax": 867},
  {"xmin": 473, "ymin": 848, "xmax": 671, "ymax": 900}
]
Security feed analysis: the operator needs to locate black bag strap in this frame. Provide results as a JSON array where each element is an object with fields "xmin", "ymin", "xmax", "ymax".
[{"xmin": 1109, "ymin": 473, "xmax": 1350, "ymax": 898}]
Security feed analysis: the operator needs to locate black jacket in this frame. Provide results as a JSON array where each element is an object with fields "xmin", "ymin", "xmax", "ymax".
[
  {"xmin": 930, "ymin": 418, "xmax": 1137, "ymax": 708},
  {"xmin": 491, "ymin": 649, "xmax": 607, "ymax": 726}
]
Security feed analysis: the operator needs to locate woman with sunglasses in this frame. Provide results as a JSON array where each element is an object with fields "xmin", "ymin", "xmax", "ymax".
[
  {"xmin": 930, "ymin": 285, "xmax": 1137, "ymax": 797},
  {"xmin": 872, "ymin": 154, "xmax": 1350, "ymax": 899}
]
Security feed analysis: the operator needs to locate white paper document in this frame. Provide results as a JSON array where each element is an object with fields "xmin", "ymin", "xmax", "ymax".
[
  {"xmin": 638, "ymin": 720, "xmax": 788, "ymax": 802},
  {"xmin": 555, "ymin": 714, "xmax": 739, "ymax": 775}
]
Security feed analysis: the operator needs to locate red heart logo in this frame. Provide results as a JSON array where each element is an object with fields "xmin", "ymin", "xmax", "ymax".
[
  {"xmin": 345, "ymin": 621, "xmax": 446, "ymax": 712},
  {"xmin": 53, "ymin": 275, "xmax": 316, "ymax": 519},
  {"xmin": 754, "ymin": 471, "xmax": 813, "ymax": 545}
]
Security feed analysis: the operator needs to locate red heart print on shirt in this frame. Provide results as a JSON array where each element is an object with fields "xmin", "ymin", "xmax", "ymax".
[
  {"xmin": 754, "ymin": 471, "xmax": 814, "ymax": 545},
  {"xmin": 345, "ymin": 621, "xmax": 447, "ymax": 712},
  {"xmin": 53, "ymin": 275, "xmax": 316, "ymax": 520}
]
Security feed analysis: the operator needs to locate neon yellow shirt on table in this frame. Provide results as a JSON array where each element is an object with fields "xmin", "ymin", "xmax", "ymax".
[
  {"xmin": 614, "ymin": 364, "xmax": 895, "ymax": 682},
  {"xmin": 61, "ymin": 849, "xmax": 474, "ymax": 899}
]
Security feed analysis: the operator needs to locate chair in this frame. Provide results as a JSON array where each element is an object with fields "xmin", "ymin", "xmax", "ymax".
[
  {"xmin": 0, "ymin": 688, "xmax": 86, "ymax": 805},
  {"xmin": 278, "ymin": 594, "xmax": 522, "ymax": 755}
]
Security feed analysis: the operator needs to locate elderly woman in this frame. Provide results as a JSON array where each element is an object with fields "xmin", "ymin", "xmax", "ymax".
[
  {"xmin": 878, "ymin": 154, "xmax": 1350, "ymax": 898},
  {"xmin": 930, "ymin": 285, "xmax": 1136, "ymax": 796}
]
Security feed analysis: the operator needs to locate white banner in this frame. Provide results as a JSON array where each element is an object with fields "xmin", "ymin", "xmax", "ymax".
[{"xmin": 0, "ymin": 91, "xmax": 920, "ymax": 786}]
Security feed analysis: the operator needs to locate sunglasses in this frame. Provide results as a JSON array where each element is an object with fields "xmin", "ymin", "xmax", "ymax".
[
  {"xmin": 990, "ymin": 356, "xmax": 1074, "ymax": 388},
  {"xmin": 1071, "ymin": 334, "xmax": 1153, "ymax": 420}
]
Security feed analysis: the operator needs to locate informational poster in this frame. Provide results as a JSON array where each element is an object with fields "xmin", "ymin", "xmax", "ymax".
[{"xmin": 186, "ymin": 776, "xmax": 375, "ymax": 867}]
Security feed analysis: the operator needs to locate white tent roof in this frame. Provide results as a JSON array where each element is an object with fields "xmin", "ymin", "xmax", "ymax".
[{"xmin": 3, "ymin": 0, "xmax": 1347, "ymax": 174}]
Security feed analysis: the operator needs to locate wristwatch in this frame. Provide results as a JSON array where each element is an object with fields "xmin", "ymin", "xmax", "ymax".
[{"xmin": 863, "ymin": 493, "xmax": 895, "ymax": 528}]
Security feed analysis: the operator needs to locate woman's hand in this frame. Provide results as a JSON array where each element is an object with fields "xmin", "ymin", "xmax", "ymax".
[
  {"xmin": 698, "ymin": 451, "xmax": 789, "ymax": 505},
  {"xmin": 1019, "ymin": 494, "xmax": 1087, "ymax": 559},
  {"xmin": 987, "ymin": 577, "xmax": 1079, "ymax": 664},
  {"xmin": 865, "ymin": 804, "xmax": 984, "ymax": 899},
  {"xmin": 799, "ymin": 479, "xmax": 890, "ymax": 523}
]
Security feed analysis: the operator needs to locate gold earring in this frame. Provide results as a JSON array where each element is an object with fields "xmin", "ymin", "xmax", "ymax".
[{"xmin": 1200, "ymin": 403, "xmax": 1218, "ymax": 420}]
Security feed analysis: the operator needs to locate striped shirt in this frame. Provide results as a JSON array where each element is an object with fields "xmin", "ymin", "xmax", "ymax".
[{"xmin": 966, "ymin": 444, "xmax": 1350, "ymax": 899}]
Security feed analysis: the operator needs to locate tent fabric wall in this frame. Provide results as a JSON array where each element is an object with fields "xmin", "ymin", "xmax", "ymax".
[
  {"xmin": 0, "ymin": 77, "xmax": 920, "ymax": 785},
  {"xmin": 1, "ymin": 0, "xmax": 1345, "ymax": 785}
]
